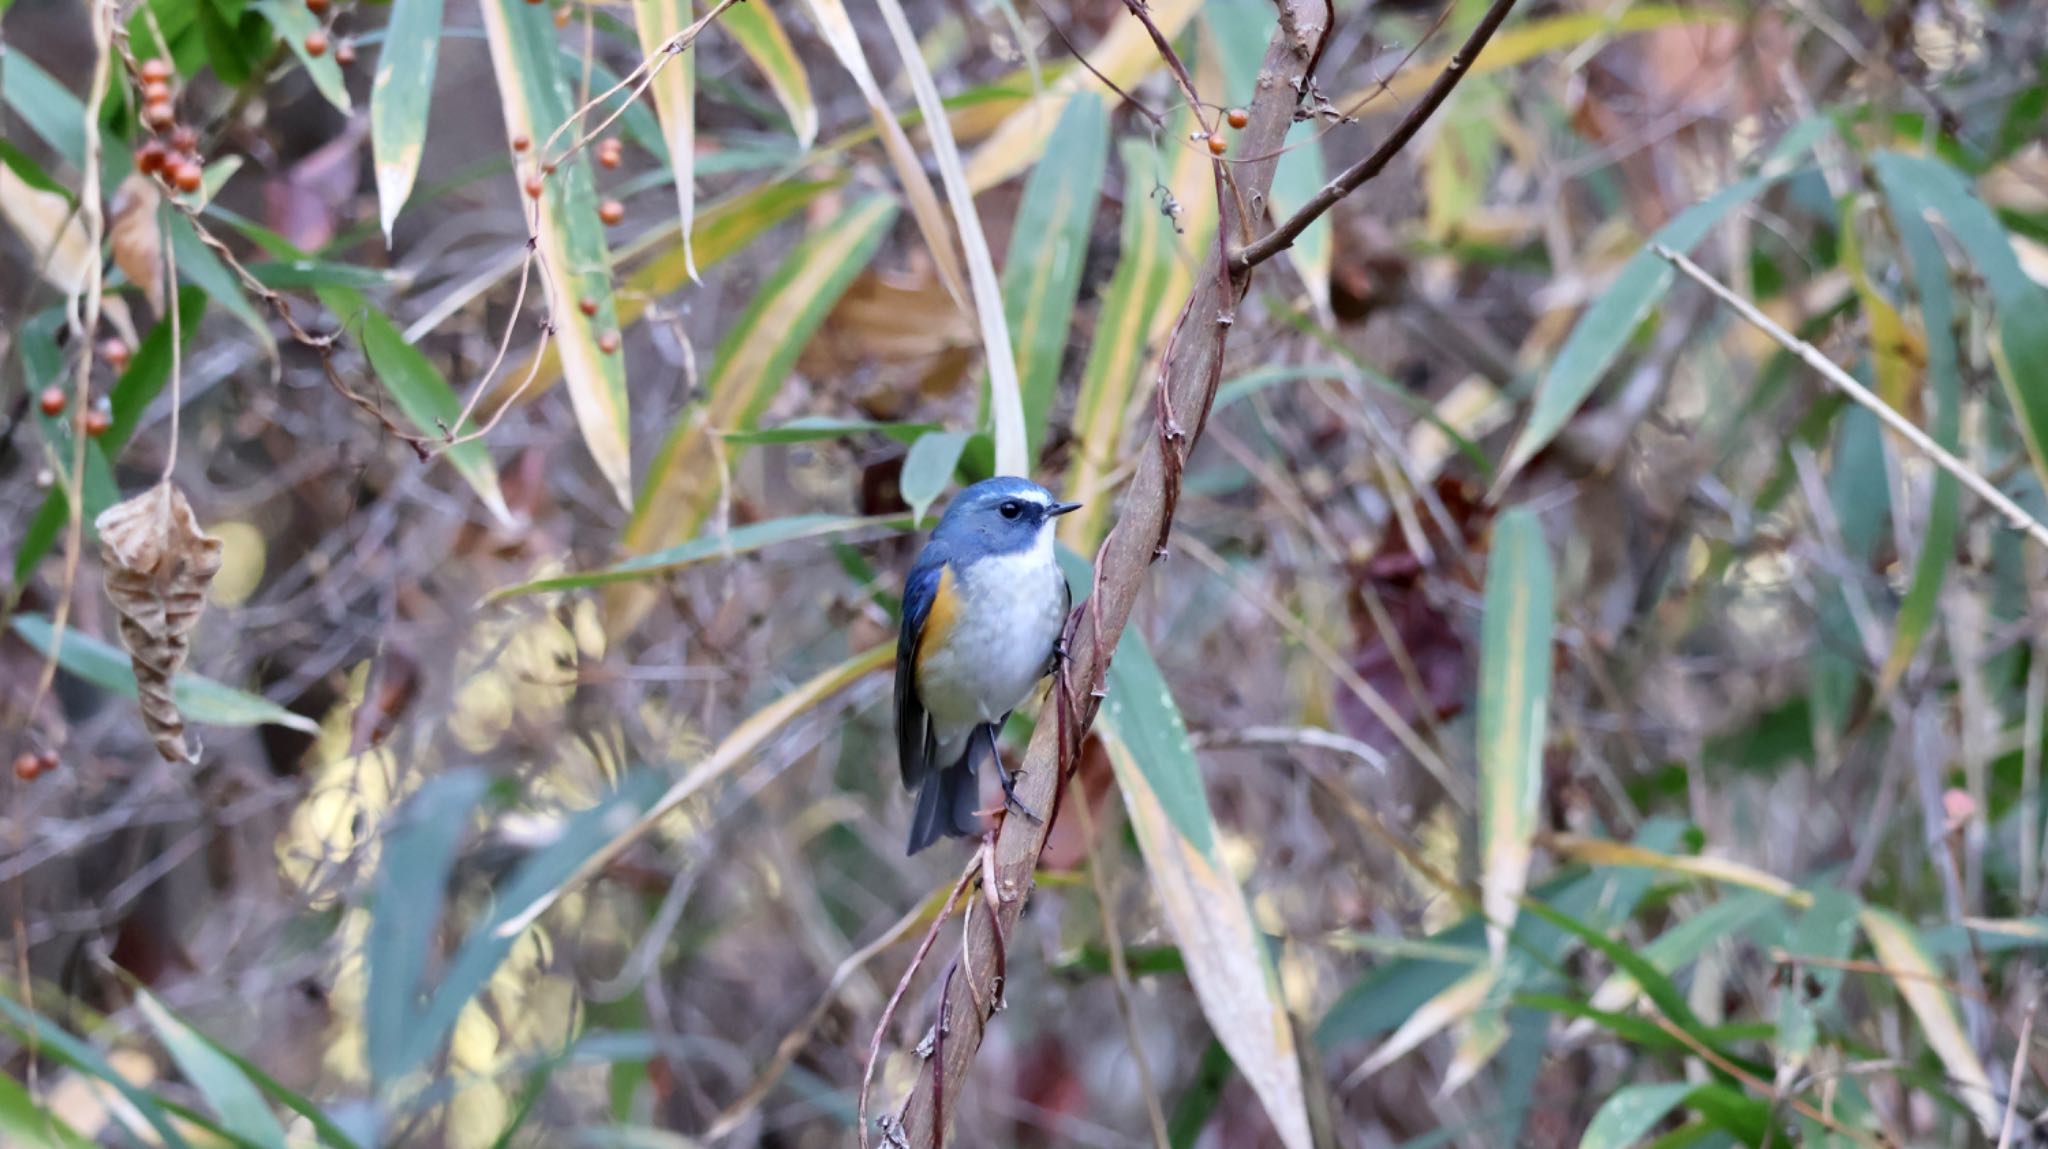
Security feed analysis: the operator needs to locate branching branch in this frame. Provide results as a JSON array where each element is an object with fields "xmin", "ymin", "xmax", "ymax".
[
  {"xmin": 878, "ymin": 3, "xmax": 1331, "ymax": 1144},
  {"xmin": 1231, "ymin": 0, "xmax": 1518, "ymax": 274}
]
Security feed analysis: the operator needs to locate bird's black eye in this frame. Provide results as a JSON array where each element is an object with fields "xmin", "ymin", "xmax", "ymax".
[{"xmin": 999, "ymin": 500, "xmax": 1022, "ymax": 520}]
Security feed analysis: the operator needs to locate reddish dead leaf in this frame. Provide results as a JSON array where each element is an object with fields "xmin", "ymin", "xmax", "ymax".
[
  {"xmin": 109, "ymin": 172, "xmax": 165, "ymax": 315},
  {"xmin": 95, "ymin": 482, "xmax": 223, "ymax": 764}
]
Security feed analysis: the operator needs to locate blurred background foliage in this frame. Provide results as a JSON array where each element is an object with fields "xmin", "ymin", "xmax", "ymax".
[{"xmin": 6, "ymin": 0, "xmax": 2048, "ymax": 1144}]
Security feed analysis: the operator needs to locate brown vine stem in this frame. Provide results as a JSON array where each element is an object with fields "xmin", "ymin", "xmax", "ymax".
[
  {"xmin": 880, "ymin": 2, "xmax": 1328, "ymax": 1144},
  {"xmin": 1231, "ymin": 0, "xmax": 1518, "ymax": 274}
]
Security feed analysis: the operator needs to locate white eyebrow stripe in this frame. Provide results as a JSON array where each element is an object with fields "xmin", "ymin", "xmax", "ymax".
[{"xmin": 1017, "ymin": 489, "xmax": 1049, "ymax": 505}]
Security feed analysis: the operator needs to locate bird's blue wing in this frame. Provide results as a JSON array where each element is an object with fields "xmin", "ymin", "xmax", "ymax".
[{"xmin": 896, "ymin": 551, "xmax": 949, "ymax": 789}]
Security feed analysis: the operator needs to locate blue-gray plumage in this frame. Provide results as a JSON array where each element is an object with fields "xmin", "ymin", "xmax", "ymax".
[{"xmin": 896, "ymin": 477, "xmax": 1080, "ymax": 854}]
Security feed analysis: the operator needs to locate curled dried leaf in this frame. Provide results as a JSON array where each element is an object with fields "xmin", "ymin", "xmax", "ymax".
[
  {"xmin": 95, "ymin": 482, "xmax": 223, "ymax": 763},
  {"xmin": 109, "ymin": 172, "xmax": 166, "ymax": 315}
]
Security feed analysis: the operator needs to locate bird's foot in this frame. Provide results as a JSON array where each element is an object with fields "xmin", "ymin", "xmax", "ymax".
[{"xmin": 994, "ymin": 761, "xmax": 1044, "ymax": 824}]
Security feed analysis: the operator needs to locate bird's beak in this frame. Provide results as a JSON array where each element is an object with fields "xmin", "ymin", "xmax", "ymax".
[{"xmin": 1048, "ymin": 501, "xmax": 1083, "ymax": 517}]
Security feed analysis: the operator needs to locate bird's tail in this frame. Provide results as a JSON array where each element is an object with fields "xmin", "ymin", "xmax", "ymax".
[{"xmin": 906, "ymin": 725, "xmax": 993, "ymax": 854}]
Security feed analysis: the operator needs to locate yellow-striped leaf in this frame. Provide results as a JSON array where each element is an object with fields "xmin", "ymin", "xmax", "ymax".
[
  {"xmin": 1477, "ymin": 509, "xmax": 1553, "ymax": 967},
  {"xmin": 1859, "ymin": 907, "xmax": 2000, "ymax": 1137},
  {"xmin": 964, "ymin": 0, "xmax": 1197, "ymax": 192},
  {"xmin": 1092, "ymin": 577, "xmax": 1311, "ymax": 1149},
  {"xmin": 480, "ymin": 0, "xmax": 632, "ymax": 507},
  {"xmin": 368, "ymin": 0, "xmax": 444, "ymax": 242},
  {"xmin": 623, "ymin": 196, "xmax": 897, "ymax": 554},
  {"xmin": 800, "ymin": 0, "xmax": 967, "ymax": 309},
  {"xmin": 633, "ymin": 0, "xmax": 697, "ymax": 280},
  {"xmin": 719, "ymin": 1, "xmax": 815, "ymax": 148},
  {"xmin": 874, "ymin": 0, "xmax": 1024, "ymax": 475},
  {"xmin": 1059, "ymin": 139, "xmax": 1179, "ymax": 551}
]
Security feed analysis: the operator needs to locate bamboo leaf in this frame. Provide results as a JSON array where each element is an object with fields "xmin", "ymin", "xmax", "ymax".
[
  {"xmin": 11, "ymin": 615, "xmax": 319, "ymax": 734},
  {"xmin": 255, "ymin": 0, "xmax": 349, "ymax": 112},
  {"xmin": 1496, "ymin": 121, "xmax": 1824, "ymax": 489},
  {"xmin": 0, "ymin": 993, "xmax": 195, "ymax": 1149},
  {"xmin": 369, "ymin": 0, "xmax": 445, "ymax": 242},
  {"xmin": 0, "ymin": 1071, "xmax": 94, "ymax": 1149},
  {"xmin": 1350, "ymin": 965, "xmax": 1496, "ymax": 1082},
  {"xmin": 995, "ymin": 91, "xmax": 1106, "ymax": 461},
  {"xmin": 1874, "ymin": 151, "xmax": 2048, "ymax": 504},
  {"xmin": 1579, "ymin": 1082, "xmax": 1695, "ymax": 1149},
  {"xmin": 633, "ymin": 0, "xmax": 697, "ymax": 280},
  {"xmin": 1088, "ymin": 555, "xmax": 1311, "ymax": 1149},
  {"xmin": 1776, "ymin": 888, "xmax": 1859, "ymax": 1071},
  {"xmin": 963, "ymin": 0, "xmax": 1198, "ymax": 192},
  {"xmin": 1858, "ymin": 907, "xmax": 2000, "ymax": 1137},
  {"xmin": 480, "ymin": 0, "xmax": 632, "ymax": 507},
  {"xmin": 1059, "ymin": 139, "xmax": 1179, "ymax": 550},
  {"xmin": 137, "ymin": 991, "xmax": 290, "ymax": 1149},
  {"xmin": 318, "ymin": 286, "xmax": 512, "ymax": 524},
  {"xmin": 1543, "ymin": 834, "xmax": 1809, "ymax": 905},
  {"xmin": 1478, "ymin": 509, "xmax": 1554, "ymax": 966},
  {"xmin": 487, "ymin": 512, "xmax": 911, "ymax": 599},
  {"xmin": 902, "ymin": 431, "xmax": 971, "ymax": 526},
  {"xmin": 718, "ymin": 0, "xmax": 815, "ymax": 148},
  {"xmin": 1877, "ymin": 196, "xmax": 1963, "ymax": 695},
  {"xmin": 500, "ymin": 178, "xmax": 836, "ymax": 407},
  {"xmin": 623, "ymin": 196, "xmax": 896, "ymax": 554},
  {"xmin": 799, "ymin": 0, "xmax": 968, "ymax": 308},
  {"xmin": 489, "ymin": 644, "xmax": 893, "ymax": 937}
]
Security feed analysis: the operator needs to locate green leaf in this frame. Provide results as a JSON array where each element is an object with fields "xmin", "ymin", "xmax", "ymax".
[
  {"xmin": 1497, "ymin": 122, "xmax": 1826, "ymax": 487},
  {"xmin": 0, "ymin": 993, "xmax": 194, "ymax": 1149},
  {"xmin": 317, "ymin": 286, "xmax": 511, "ymax": 524},
  {"xmin": 1874, "ymin": 150, "xmax": 2048, "ymax": 503},
  {"xmin": 624, "ymin": 196, "xmax": 896, "ymax": 554},
  {"xmin": 1477, "ymin": 509, "xmax": 1554, "ymax": 964},
  {"xmin": 901, "ymin": 431, "xmax": 971, "ymax": 526},
  {"xmin": 1859, "ymin": 906, "xmax": 2001, "ymax": 1137},
  {"xmin": 1579, "ymin": 1082, "xmax": 1694, "ymax": 1149},
  {"xmin": 11, "ymin": 615, "xmax": 320, "ymax": 734},
  {"xmin": 367, "ymin": 770, "xmax": 492, "ymax": 1087},
  {"xmin": 369, "ymin": 0, "xmax": 445, "ymax": 241},
  {"xmin": 137, "ymin": 991, "xmax": 291, "ymax": 1149},
  {"xmin": 0, "ymin": 48, "xmax": 86, "ymax": 166},
  {"xmin": 189, "ymin": 1031, "xmax": 367, "ymax": 1149},
  {"xmin": 170, "ymin": 212, "xmax": 275, "ymax": 356},
  {"xmin": 0, "ymin": 139, "xmax": 72, "ymax": 199},
  {"xmin": 1776, "ymin": 888, "xmax": 1859, "ymax": 1068},
  {"xmin": 480, "ymin": 0, "xmax": 631, "ymax": 507},
  {"xmin": 718, "ymin": 0, "xmax": 816, "ymax": 147},
  {"xmin": 488, "ymin": 512, "xmax": 912, "ymax": 599},
  {"xmin": 255, "ymin": 0, "xmax": 350, "ymax": 111},
  {"xmin": 1061, "ymin": 138, "xmax": 1179, "ymax": 550},
  {"xmin": 994, "ymin": 91, "xmax": 1106, "ymax": 461},
  {"xmin": 0, "ymin": 1071, "xmax": 95, "ymax": 1149},
  {"xmin": 244, "ymin": 258, "xmax": 399, "ymax": 289},
  {"xmin": 1085, "ymin": 549, "xmax": 1312, "ymax": 1149},
  {"xmin": 632, "ymin": 0, "xmax": 697, "ymax": 280},
  {"xmin": 718, "ymin": 417, "xmax": 939, "ymax": 446}
]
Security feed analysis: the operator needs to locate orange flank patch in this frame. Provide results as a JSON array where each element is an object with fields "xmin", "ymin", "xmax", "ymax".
[{"xmin": 916, "ymin": 564, "xmax": 961, "ymax": 677}]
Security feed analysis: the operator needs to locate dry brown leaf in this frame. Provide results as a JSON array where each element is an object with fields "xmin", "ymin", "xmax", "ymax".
[
  {"xmin": 0, "ymin": 164, "xmax": 93, "ymax": 296},
  {"xmin": 109, "ymin": 173, "xmax": 165, "ymax": 315},
  {"xmin": 95, "ymin": 482, "xmax": 224, "ymax": 763}
]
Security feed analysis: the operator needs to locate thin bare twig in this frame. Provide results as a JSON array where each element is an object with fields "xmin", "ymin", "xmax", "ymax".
[
  {"xmin": 1656, "ymin": 243, "xmax": 2048, "ymax": 553},
  {"xmin": 1232, "ymin": 0, "xmax": 1519, "ymax": 273}
]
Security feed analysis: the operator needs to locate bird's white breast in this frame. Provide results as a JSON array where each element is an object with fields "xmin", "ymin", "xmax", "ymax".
[{"xmin": 917, "ymin": 525, "xmax": 1066, "ymax": 734}]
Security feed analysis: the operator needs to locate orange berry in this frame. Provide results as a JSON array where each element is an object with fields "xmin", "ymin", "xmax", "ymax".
[
  {"xmin": 142, "ymin": 98, "xmax": 175, "ymax": 131},
  {"xmin": 140, "ymin": 58, "xmax": 173, "ymax": 85},
  {"xmin": 13, "ymin": 753, "xmax": 39, "ymax": 782},
  {"xmin": 335, "ymin": 39, "xmax": 356, "ymax": 66},
  {"xmin": 172, "ymin": 159, "xmax": 204, "ymax": 193},
  {"xmin": 136, "ymin": 139, "xmax": 169, "ymax": 175},
  {"xmin": 1207, "ymin": 135, "xmax": 1227, "ymax": 156},
  {"xmin": 511, "ymin": 134, "xmax": 530, "ymax": 153},
  {"xmin": 553, "ymin": 4, "xmax": 570, "ymax": 25},
  {"xmin": 597, "ymin": 331, "xmax": 620, "ymax": 354},
  {"xmin": 596, "ymin": 138, "xmax": 622, "ymax": 169},
  {"xmin": 35, "ymin": 752, "xmax": 57, "ymax": 777},
  {"xmin": 142, "ymin": 79, "xmax": 172, "ymax": 106},
  {"xmin": 578, "ymin": 297, "xmax": 598, "ymax": 317},
  {"xmin": 304, "ymin": 30, "xmax": 328, "ymax": 56},
  {"xmin": 85, "ymin": 408, "xmax": 112, "ymax": 438},
  {"xmin": 524, "ymin": 173, "xmax": 545, "ymax": 199},
  {"xmin": 99, "ymin": 339, "xmax": 132, "ymax": 371},
  {"xmin": 598, "ymin": 199, "xmax": 625, "ymax": 226},
  {"xmin": 170, "ymin": 125, "xmax": 199, "ymax": 153},
  {"xmin": 38, "ymin": 387, "xmax": 66, "ymax": 417},
  {"xmin": 306, "ymin": 0, "xmax": 329, "ymax": 12},
  {"xmin": 1226, "ymin": 107, "xmax": 1248, "ymax": 129}
]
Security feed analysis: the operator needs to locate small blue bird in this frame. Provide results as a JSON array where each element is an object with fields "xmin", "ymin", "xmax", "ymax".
[{"xmin": 896, "ymin": 477, "xmax": 1081, "ymax": 854}]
